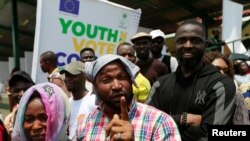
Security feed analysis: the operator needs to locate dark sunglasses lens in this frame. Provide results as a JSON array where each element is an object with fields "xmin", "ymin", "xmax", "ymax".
[
  {"xmin": 152, "ymin": 40, "xmax": 163, "ymax": 44},
  {"xmin": 12, "ymin": 94, "xmax": 21, "ymax": 103}
]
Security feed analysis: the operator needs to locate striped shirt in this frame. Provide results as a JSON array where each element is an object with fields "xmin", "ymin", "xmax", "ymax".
[{"xmin": 77, "ymin": 98, "xmax": 181, "ymax": 141}]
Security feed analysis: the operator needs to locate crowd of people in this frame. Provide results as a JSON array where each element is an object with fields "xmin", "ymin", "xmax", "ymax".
[{"xmin": 1, "ymin": 19, "xmax": 250, "ymax": 141}]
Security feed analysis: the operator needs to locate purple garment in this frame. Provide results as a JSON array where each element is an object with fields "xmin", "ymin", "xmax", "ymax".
[{"xmin": 12, "ymin": 82, "xmax": 70, "ymax": 141}]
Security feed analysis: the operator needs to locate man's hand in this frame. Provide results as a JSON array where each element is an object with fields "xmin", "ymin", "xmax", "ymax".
[
  {"xmin": 181, "ymin": 113, "xmax": 202, "ymax": 126},
  {"xmin": 106, "ymin": 96, "xmax": 134, "ymax": 141},
  {"xmin": 187, "ymin": 113, "xmax": 202, "ymax": 126}
]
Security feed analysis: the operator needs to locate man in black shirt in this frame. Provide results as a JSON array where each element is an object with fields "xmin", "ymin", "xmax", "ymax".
[
  {"xmin": 150, "ymin": 29, "xmax": 178, "ymax": 72},
  {"xmin": 146, "ymin": 20, "xmax": 236, "ymax": 141}
]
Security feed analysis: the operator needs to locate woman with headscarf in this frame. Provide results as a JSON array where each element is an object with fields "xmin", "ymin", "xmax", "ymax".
[
  {"xmin": 12, "ymin": 82, "xmax": 71, "ymax": 141},
  {"xmin": 203, "ymin": 51, "xmax": 250, "ymax": 125}
]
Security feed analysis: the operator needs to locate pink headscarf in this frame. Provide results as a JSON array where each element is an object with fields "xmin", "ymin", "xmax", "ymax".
[{"xmin": 12, "ymin": 82, "xmax": 70, "ymax": 141}]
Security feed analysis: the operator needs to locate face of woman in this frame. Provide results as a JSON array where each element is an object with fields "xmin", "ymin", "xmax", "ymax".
[
  {"xmin": 23, "ymin": 98, "xmax": 47, "ymax": 141},
  {"xmin": 211, "ymin": 58, "xmax": 229, "ymax": 75},
  {"xmin": 239, "ymin": 62, "xmax": 249, "ymax": 74}
]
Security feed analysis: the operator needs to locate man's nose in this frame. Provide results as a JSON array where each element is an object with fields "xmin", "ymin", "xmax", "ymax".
[
  {"xmin": 13, "ymin": 90, "xmax": 24, "ymax": 97},
  {"xmin": 184, "ymin": 40, "xmax": 193, "ymax": 48},
  {"xmin": 124, "ymin": 54, "xmax": 130, "ymax": 60},
  {"xmin": 112, "ymin": 79, "xmax": 122, "ymax": 89},
  {"xmin": 18, "ymin": 90, "xmax": 24, "ymax": 96}
]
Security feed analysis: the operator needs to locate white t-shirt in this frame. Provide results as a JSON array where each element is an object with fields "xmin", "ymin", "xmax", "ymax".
[
  {"xmin": 158, "ymin": 55, "xmax": 178, "ymax": 72},
  {"xmin": 85, "ymin": 80, "xmax": 93, "ymax": 93},
  {"xmin": 234, "ymin": 74, "xmax": 250, "ymax": 86},
  {"xmin": 69, "ymin": 92, "xmax": 96, "ymax": 141}
]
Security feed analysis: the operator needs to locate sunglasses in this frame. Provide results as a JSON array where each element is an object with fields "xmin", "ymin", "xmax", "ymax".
[
  {"xmin": 11, "ymin": 87, "xmax": 29, "ymax": 103},
  {"xmin": 11, "ymin": 87, "xmax": 29, "ymax": 94},
  {"xmin": 134, "ymin": 40, "xmax": 150, "ymax": 46},
  {"xmin": 152, "ymin": 39, "xmax": 164, "ymax": 44}
]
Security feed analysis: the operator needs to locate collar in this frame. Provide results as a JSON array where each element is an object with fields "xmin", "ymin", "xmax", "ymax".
[
  {"xmin": 157, "ymin": 55, "xmax": 164, "ymax": 62},
  {"xmin": 48, "ymin": 67, "xmax": 60, "ymax": 81},
  {"xmin": 176, "ymin": 61, "xmax": 204, "ymax": 78},
  {"xmin": 175, "ymin": 62, "xmax": 204, "ymax": 85},
  {"xmin": 49, "ymin": 67, "xmax": 59, "ymax": 75}
]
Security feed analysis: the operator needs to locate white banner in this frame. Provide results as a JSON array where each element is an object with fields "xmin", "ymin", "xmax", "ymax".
[
  {"xmin": 222, "ymin": 0, "xmax": 244, "ymax": 53},
  {"xmin": 32, "ymin": 0, "xmax": 141, "ymax": 83},
  {"xmin": 24, "ymin": 51, "xmax": 33, "ymax": 76},
  {"xmin": 0, "ymin": 61, "xmax": 9, "ymax": 84},
  {"xmin": 8, "ymin": 57, "xmax": 25, "ymax": 73}
]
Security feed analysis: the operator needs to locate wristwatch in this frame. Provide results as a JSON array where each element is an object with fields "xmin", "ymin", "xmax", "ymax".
[{"xmin": 182, "ymin": 112, "xmax": 188, "ymax": 126}]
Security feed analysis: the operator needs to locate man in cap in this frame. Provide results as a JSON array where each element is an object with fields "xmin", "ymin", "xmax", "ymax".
[
  {"xmin": 4, "ymin": 71, "xmax": 35, "ymax": 136},
  {"xmin": 130, "ymin": 32, "xmax": 168, "ymax": 85},
  {"xmin": 60, "ymin": 61, "xmax": 96, "ymax": 141},
  {"xmin": 116, "ymin": 42, "xmax": 151, "ymax": 103},
  {"xmin": 77, "ymin": 54, "xmax": 180, "ymax": 140},
  {"xmin": 8, "ymin": 71, "xmax": 35, "ymax": 106},
  {"xmin": 146, "ymin": 19, "xmax": 236, "ymax": 141},
  {"xmin": 150, "ymin": 29, "xmax": 178, "ymax": 72}
]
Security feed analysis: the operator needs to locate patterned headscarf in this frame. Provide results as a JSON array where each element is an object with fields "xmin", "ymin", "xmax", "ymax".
[
  {"xmin": 12, "ymin": 82, "xmax": 70, "ymax": 141},
  {"xmin": 85, "ymin": 54, "xmax": 140, "ymax": 86}
]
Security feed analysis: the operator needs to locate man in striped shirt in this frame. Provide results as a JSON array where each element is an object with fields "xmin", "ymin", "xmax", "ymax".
[{"xmin": 77, "ymin": 54, "xmax": 181, "ymax": 141}]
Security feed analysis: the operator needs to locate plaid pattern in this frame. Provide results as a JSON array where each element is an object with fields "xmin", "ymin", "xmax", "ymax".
[{"xmin": 77, "ymin": 99, "xmax": 181, "ymax": 141}]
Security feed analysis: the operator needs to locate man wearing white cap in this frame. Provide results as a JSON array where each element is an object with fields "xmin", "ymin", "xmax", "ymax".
[
  {"xmin": 150, "ymin": 29, "xmax": 178, "ymax": 72},
  {"xmin": 130, "ymin": 32, "xmax": 168, "ymax": 85}
]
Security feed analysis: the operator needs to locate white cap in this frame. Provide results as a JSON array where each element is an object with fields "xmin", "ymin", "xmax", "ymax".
[
  {"xmin": 130, "ymin": 32, "xmax": 151, "ymax": 43},
  {"xmin": 150, "ymin": 29, "xmax": 165, "ymax": 40}
]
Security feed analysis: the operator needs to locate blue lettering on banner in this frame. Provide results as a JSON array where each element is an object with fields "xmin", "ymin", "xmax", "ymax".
[
  {"xmin": 56, "ymin": 52, "xmax": 80, "ymax": 67},
  {"xmin": 59, "ymin": 0, "xmax": 80, "ymax": 15}
]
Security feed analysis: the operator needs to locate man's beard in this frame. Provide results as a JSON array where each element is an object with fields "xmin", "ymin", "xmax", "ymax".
[
  {"xmin": 137, "ymin": 50, "xmax": 150, "ymax": 60},
  {"xmin": 176, "ymin": 48, "xmax": 204, "ymax": 69},
  {"xmin": 97, "ymin": 90, "xmax": 133, "ymax": 112},
  {"xmin": 150, "ymin": 46, "xmax": 163, "ymax": 56},
  {"xmin": 138, "ymin": 54, "xmax": 148, "ymax": 60},
  {"xmin": 178, "ymin": 57, "xmax": 202, "ymax": 69}
]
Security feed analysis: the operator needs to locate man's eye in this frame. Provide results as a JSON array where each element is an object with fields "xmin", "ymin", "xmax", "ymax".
[
  {"xmin": 11, "ymin": 88, "xmax": 20, "ymax": 93},
  {"xmin": 121, "ymin": 53, "xmax": 127, "ymax": 57},
  {"xmin": 120, "ymin": 75, "xmax": 129, "ymax": 80},
  {"xmin": 177, "ymin": 38, "xmax": 186, "ymax": 44},
  {"xmin": 102, "ymin": 78, "xmax": 111, "ymax": 83},
  {"xmin": 127, "ymin": 54, "xmax": 134, "ymax": 57},
  {"xmin": 192, "ymin": 38, "xmax": 203, "ymax": 44}
]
